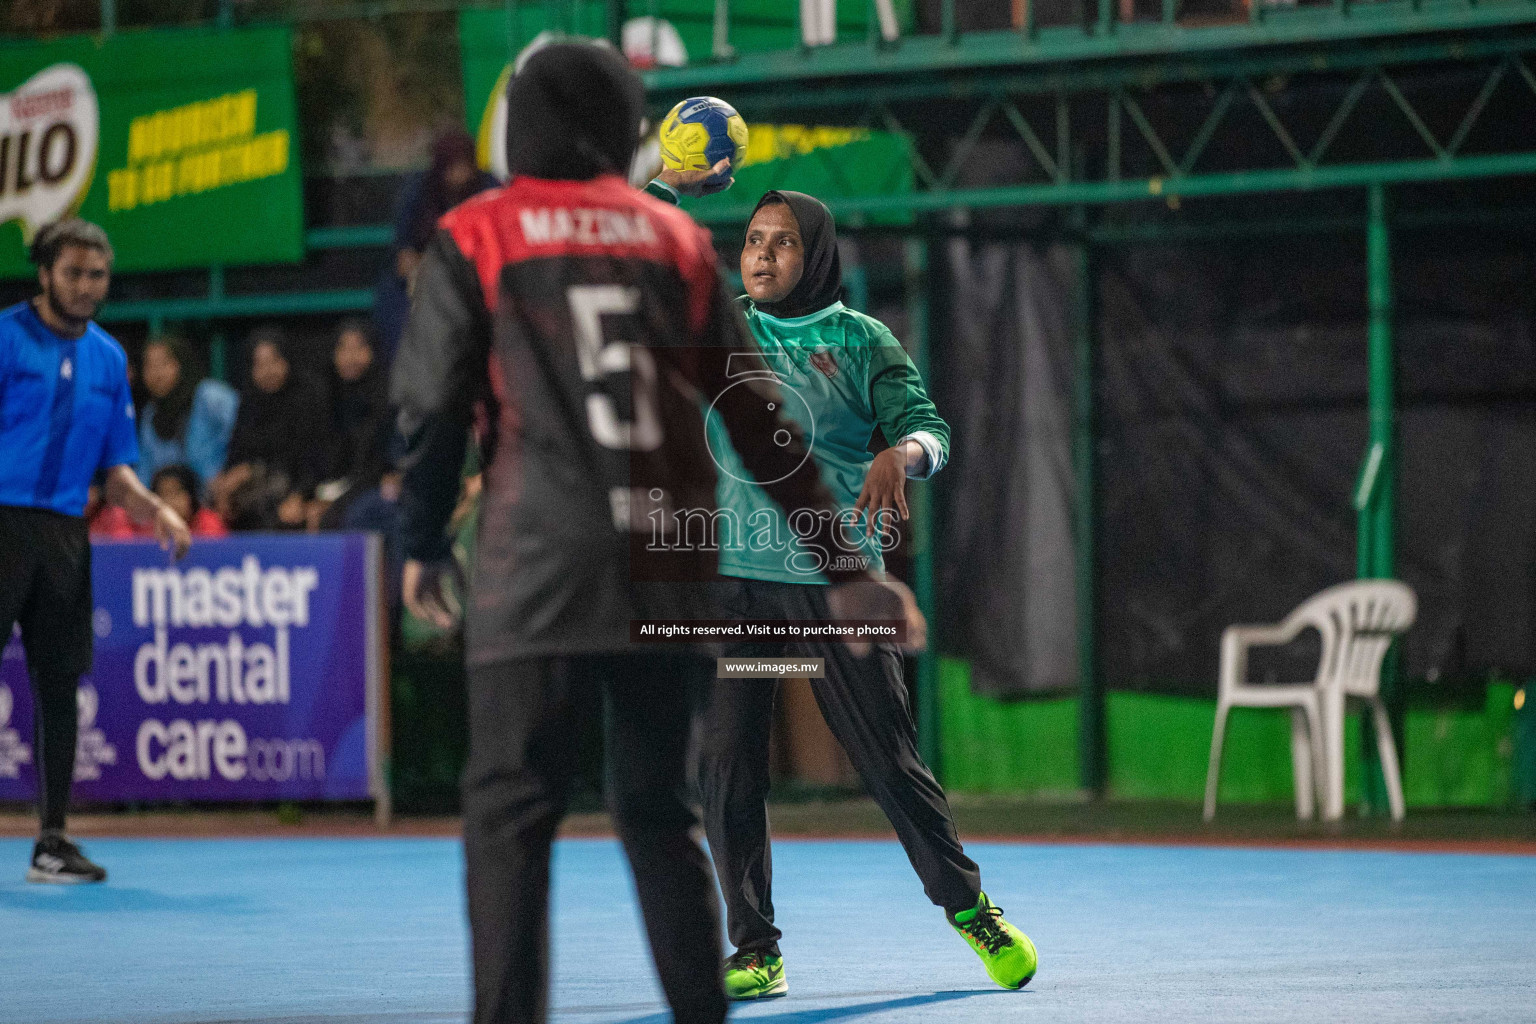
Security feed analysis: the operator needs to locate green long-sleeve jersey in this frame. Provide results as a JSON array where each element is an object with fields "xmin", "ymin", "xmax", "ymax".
[
  {"xmin": 646, "ymin": 179, "xmax": 950, "ymax": 583},
  {"xmin": 705, "ymin": 299, "xmax": 950, "ymax": 583}
]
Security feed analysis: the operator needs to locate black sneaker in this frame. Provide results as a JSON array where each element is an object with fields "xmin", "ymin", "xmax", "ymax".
[{"xmin": 27, "ymin": 834, "xmax": 107, "ymax": 884}]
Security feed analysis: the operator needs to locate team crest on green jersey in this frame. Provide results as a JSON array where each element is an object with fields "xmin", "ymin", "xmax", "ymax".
[{"xmin": 808, "ymin": 348, "xmax": 839, "ymax": 379}]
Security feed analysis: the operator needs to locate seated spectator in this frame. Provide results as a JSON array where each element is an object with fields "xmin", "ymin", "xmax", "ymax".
[
  {"xmin": 312, "ymin": 319, "xmax": 393, "ymax": 530},
  {"xmin": 88, "ymin": 467, "xmax": 226, "ymax": 540},
  {"xmin": 152, "ymin": 465, "xmax": 228, "ymax": 538},
  {"xmin": 136, "ymin": 335, "xmax": 239, "ymax": 495},
  {"xmin": 211, "ymin": 327, "xmax": 328, "ymax": 531}
]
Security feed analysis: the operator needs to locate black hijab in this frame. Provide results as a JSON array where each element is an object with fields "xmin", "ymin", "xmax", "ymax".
[
  {"xmin": 228, "ymin": 327, "xmax": 327, "ymax": 495},
  {"xmin": 749, "ymin": 190, "xmax": 843, "ymax": 320},
  {"xmin": 504, "ymin": 42, "xmax": 644, "ymax": 181},
  {"xmin": 326, "ymin": 323, "xmax": 391, "ymax": 485},
  {"xmin": 404, "ymin": 130, "xmax": 490, "ymax": 253},
  {"xmin": 147, "ymin": 335, "xmax": 198, "ymax": 442}
]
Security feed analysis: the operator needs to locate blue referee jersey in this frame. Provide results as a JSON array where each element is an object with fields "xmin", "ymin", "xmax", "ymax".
[{"xmin": 0, "ymin": 300, "xmax": 138, "ymax": 517}]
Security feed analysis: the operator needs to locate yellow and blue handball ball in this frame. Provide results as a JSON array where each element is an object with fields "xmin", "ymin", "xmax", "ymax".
[{"xmin": 658, "ymin": 97, "xmax": 748, "ymax": 188}]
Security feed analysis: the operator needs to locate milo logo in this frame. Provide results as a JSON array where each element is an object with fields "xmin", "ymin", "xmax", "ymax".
[{"xmin": 1, "ymin": 63, "xmax": 99, "ymax": 241}]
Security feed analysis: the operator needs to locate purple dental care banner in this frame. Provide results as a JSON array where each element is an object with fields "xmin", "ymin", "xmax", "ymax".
[{"xmin": 0, "ymin": 534, "xmax": 385, "ymax": 807}]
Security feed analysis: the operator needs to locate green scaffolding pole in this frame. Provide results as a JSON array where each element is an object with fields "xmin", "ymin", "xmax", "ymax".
[
  {"xmin": 680, "ymin": 151, "xmax": 1536, "ymax": 225},
  {"xmin": 1355, "ymin": 182, "xmax": 1400, "ymax": 815},
  {"xmin": 1074, "ymin": 233, "xmax": 1105, "ymax": 798},
  {"xmin": 905, "ymin": 238, "xmax": 940, "ymax": 772}
]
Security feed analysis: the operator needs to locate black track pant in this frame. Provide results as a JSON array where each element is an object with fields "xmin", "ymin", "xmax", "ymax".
[
  {"xmin": 0, "ymin": 506, "xmax": 93, "ymax": 835},
  {"xmin": 697, "ymin": 578, "xmax": 981, "ymax": 955},
  {"xmin": 464, "ymin": 652, "xmax": 726, "ymax": 1024}
]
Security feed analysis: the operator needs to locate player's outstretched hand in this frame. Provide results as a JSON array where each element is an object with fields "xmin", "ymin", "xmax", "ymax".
[
  {"xmin": 153, "ymin": 504, "xmax": 192, "ymax": 560},
  {"xmin": 658, "ymin": 158, "xmax": 734, "ymax": 198},
  {"xmin": 826, "ymin": 577, "xmax": 928, "ymax": 658},
  {"xmin": 403, "ymin": 558, "xmax": 462, "ymax": 631},
  {"xmin": 103, "ymin": 464, "xmax": 191, "ymax": 560},
  {"xmin": 852, "ymin": 446, "xmax": 909, "ymax": 537}
]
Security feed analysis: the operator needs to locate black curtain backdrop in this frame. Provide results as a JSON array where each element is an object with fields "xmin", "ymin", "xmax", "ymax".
[
  {"xmin": 935, "ymin": 238, "xmax": 1078, "ymax": 695},
  {"xmin": 1094, "ymin": 231, "xmax": 1536, "ymax": 696},
  {"xmin": 935, "ymin": 227, "xmax": 1536, "ymax": 698}
]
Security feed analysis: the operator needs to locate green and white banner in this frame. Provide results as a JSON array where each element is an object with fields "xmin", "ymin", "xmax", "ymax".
[{"xmin": 0, "ymin": 25, "xmax": 303, "ymax": 277}]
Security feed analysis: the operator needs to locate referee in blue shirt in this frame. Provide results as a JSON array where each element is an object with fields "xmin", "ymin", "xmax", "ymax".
[{"xmin": 0, "ymin": 219, "xmax": 190, "ymax": 884}]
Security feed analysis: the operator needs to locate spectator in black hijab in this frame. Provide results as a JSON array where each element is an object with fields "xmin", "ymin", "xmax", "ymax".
[
  {"xmin": 212, "ymin": 326, "xmax": 328, "ymax": 530},
  {"xmin": 374, "ymin": 130, "xmax": 498, "ymax": 362},
  {"xmin": 324, "ymin": 319, "xmax": 408, "ymax": 614},
  {"xmin": 401, "ymin": 131, "xmax": 496, "ymax": 255},
  {"xmin": 312, "ymin": 319, "xmax": 394, "ymax": 529}
]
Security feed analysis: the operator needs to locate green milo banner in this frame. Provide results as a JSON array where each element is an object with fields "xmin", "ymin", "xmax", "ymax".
[
  {"xmin": 457, "ymin": 8, "xmax": 913, "ymax": 222},
  {"xmin": 0, "ymin": 26, "xmax": 302, "ymax": 278}
]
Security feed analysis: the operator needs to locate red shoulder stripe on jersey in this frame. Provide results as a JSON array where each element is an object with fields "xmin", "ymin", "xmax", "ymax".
[{"xmin": 438, "ymin": 175, "xmax": 715, "ymax": 320}]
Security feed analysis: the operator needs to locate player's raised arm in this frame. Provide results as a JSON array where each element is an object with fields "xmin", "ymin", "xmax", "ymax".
[{"xmin": 647, "ymin": 158, "xmax": 735, "ymax": 202}]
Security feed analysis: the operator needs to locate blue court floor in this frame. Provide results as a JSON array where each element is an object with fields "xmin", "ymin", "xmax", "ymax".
[{"xmin": 2, "ymin": 836, "xmax": 1533, "ymax": 1024}]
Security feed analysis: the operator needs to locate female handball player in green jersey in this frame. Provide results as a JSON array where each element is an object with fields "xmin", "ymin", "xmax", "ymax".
[{"xmin": 646, "ymin": 175, "xmax": 1038, "ymax": 999}]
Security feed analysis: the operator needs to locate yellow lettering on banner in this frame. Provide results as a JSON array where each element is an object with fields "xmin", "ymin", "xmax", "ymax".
[
  {"xmin": 178, "ymin": 154, "xmax": 203, "ymax": 197},
  {"xmin": 108, "ymin": 168, "xmax": 136, "ymax": 211},
  {"xmin": 219, "ymin": 141, "xmax": 249, "ymax": 184},
  {"xmin": 231, "ymin": 90, "xmax": 257, "ymax": 140},
  {"xmin": 154, "ymin": 109, "xmax": 174, "ymax": 158},
  {"xmin": 170, "ymin": 106, "xmax": 191, "ymax": 157},
  {"xmin": 170, "ymin": 108, "xmax": 191, "ymax": 156},
  {"xmin": 196, "ymin": 149, "xmax": 220, "ymax": 192},
  {"xmin": 256, "ymin": 130, "xmax": 289, "ymax": 177},
  {"xmin": 134, "ymin": 163, "xmax": 155, "ymax": 205},
  {"xmin": 122, "ymin": 88, "xmax": 263, "ymax": 165},
  {"xmin": 175, "ymin": 153, "xmax": 198, "ymax": 195},
  {"xmin": 112, "ymin": 80, "xmax": 289, "ymax": 211},
  {"xmin": 204, "ymin": 146, "xmax": 225, "ymax": 187},
  {"xmin": 128, "ymin": 118, "xmax": 153, "ymax": 164},
  {"xmin": 737, "ymin": 124, "xmax": 870, "ymax": 171},
  {"xmin": 150, "ymin": 161, "xmax": 176, "ymax": 204},
  {"xmin": 135, "ymin": 111, "xmax": 159, "ymax": 162}
]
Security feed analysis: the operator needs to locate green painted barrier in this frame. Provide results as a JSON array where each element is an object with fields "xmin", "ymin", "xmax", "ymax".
[{"xmin": 939, "ymin": 657, "xmax": 1522, "ymax": 809}]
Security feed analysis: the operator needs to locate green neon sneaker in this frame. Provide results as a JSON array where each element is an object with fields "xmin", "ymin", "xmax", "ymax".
[
  {"xmin": 722, "ymin": 948, "xmax": 787, "ymax": 1000},
  {"xmin": 949, "ymin": 892, "xmax": 1037, "ymax": 989}
]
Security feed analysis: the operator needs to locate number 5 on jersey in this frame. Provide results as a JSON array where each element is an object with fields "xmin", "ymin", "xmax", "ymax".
[{"xmin": 567, "ymin": 284, "xmax": 663, "ymax": 451}]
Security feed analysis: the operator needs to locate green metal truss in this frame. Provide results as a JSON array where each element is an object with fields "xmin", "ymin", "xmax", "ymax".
[
  {"xmin": 90, "ymin": 1, "xmax": 1536, "ymax": 325},
  {"xmin": 649, "ymin": 0, "xmax": 1536, "ymax": 91},
  {"xmin": 95, "ymin": 225, "xmax": 387, "ymax": 325},
  {"xmin": 650, "ymin": 23, "xmax": 1536, "ymax": 223}
]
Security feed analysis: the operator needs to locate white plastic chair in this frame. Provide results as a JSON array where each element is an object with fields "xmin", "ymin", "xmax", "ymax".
[{"xmin": 1204, "ymin": 580, "xmax": 1416, "ymax": 823}]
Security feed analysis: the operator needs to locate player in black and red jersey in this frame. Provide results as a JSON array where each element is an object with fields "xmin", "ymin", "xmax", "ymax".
[{"xmin": 390, "ymin": 42, "xmax": 923, "ymax": 1024}]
